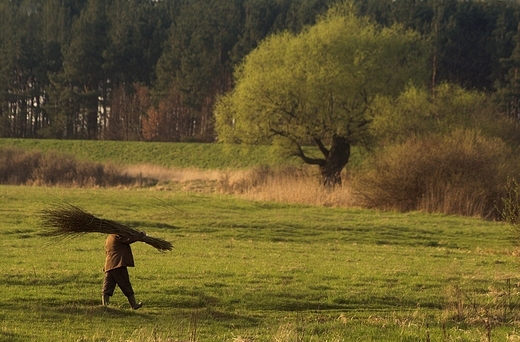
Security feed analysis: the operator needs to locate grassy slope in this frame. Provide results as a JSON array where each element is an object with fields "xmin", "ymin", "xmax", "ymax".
[
  {"xmin": 0, "ymin": 138, "xmax": 292, "ymax": 169},
  {"xmin": 0, "ymin": 138, "xmax": 365, "ymax": 170},
  {"xmin": 1, "ymin": 186, "xmax": 519, "ymax": 341}
]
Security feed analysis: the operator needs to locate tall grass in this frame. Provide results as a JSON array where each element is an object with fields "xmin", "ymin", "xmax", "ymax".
[
  {"xmin": 218, "ymin": 165, "xmax": 356, "ymax": 207},
  {"xmin": 123, "ymin": 164, "xmax": 221, "ymax": 183}
]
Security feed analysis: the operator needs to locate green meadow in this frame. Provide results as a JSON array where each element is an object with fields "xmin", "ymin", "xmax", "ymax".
[
  {"xmin": 1, "ymin": 138, "xmax": 520, "ymax": 341},
  {"xmin": 1, "ymin": 185, "xmax": 519, "ymax": 341},
  {"xmin": 0, "ymin": 138, "xmax": 364, "ymax": 170},
  {"xmin": 0, "ymin": 139, "xmax": 289, "ymax": 169}
]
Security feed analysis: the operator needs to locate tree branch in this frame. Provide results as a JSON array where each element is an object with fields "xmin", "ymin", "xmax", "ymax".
[
  {"xmin": 292, "ymin": 143, "xmax": 325, "ymax": 166},
  {"xmin": 314, "ymin": 137, "xmax": 329, "ymax": 158},
  {"xmin": 269, "ymin": 127, "xmax": 325, "ymax": 166}
]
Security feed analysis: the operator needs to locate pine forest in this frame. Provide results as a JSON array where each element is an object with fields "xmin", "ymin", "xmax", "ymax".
[{"xmin": 2, "ymin": 0, "xmax": 520, "ymax": 142}]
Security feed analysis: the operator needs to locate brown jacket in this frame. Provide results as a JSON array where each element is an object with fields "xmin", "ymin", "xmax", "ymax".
[{"xmin": 104, "ymin": 234, "xmax": 136, "ymax": 272}]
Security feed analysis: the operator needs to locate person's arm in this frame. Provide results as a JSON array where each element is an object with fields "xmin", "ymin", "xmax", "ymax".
[{"xmin": 117, "ymin": 232, "xmax": 146, "ymax": 244}]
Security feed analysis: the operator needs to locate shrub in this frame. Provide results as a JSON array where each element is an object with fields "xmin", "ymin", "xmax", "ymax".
[
  {"xmin": 0, "ymin": 147, "xmax": 41, "ymax": 184},
  {"xmin": 32, "ymin": 151, "xmax": 79, "ymax": 185},
  {"xmin": 0, "ymin": 147, "xmax": 151, "ymax": 187},
  {"xmin": 352, "ymin": 129, "xmax": 517, "ymax": 219},
  {"xmin": 369, "ymin": 83, "xmax": 489, "ymax": 145},
  {"xmin": 499, "ymin": 178, "xmax": 520, "ymax": 246}
]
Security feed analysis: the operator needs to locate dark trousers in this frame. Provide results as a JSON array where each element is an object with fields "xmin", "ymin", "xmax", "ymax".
[{"xmin": 102, "ymin": 267, "xmax": 134, "ymax": 298}]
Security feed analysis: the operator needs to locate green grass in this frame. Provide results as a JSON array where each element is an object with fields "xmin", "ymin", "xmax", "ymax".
[
  {"xmin": 0, "ymin": 138, "xmax": 365, "ymax": 171},
  {"xmin": 0, "ymin": 138, "xmax": 290, "ymax": 169},
  {"xmin": 1, "ymin": 185, "xmax": 520, "ymax": 341}
]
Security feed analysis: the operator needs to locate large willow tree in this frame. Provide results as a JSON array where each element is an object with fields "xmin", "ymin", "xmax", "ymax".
[{"xmin": 215, "ymin": 3, "xmax": 427, "ymax": 186}]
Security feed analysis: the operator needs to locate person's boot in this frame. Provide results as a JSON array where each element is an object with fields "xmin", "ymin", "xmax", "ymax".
[
  {"xmin": 102, "ymin": 294, "xmax": 110, "ymax": 307},
  {"xmin": 127, "ymin": 295, "xmax": 142, "ymax": 310}
]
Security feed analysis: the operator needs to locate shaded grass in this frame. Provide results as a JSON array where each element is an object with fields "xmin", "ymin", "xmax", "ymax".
[{"xmin": 1, "ymin": 185, "xmax": 520, "ymax": 341}]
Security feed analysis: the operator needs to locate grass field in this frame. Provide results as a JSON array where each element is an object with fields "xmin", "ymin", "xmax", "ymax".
[
  {"xmin": 0, "ymin": 139, "xmax": 290, "ymax": 169},
  {"xmin": 0, "ymin": 138, "xmax": 365, "ymax": 170},
  {"xmin": 2, "ymin": 185, "xmax": 520, "ymax": 341}
]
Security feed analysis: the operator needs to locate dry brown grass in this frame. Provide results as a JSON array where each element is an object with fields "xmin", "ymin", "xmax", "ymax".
[
  {"xmin": 124, "ymin": 164, "xmax": 240, "ymax": 192},
  {"xmin": 237, "ymin": 175, "xmax": 355, "ymax": 207},
  {"xmin": 217, "ymin": 165, "xmax": 357, "ymax": 208},
  {"xmin": 124, "ymin": 163, "xmax": 357, "ymax": 208},
  {"xmin": 126, "ymin": 164, "xmax": 357, "ymax": 208},
  {"xmin": 123, "ymin": 164, "xmax": 223, "ymax": 183}
]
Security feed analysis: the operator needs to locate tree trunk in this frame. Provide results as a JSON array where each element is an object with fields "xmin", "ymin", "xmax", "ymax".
[{"xmin": 319, "ymin": 135, "xmax": 351, "ymax": 187}]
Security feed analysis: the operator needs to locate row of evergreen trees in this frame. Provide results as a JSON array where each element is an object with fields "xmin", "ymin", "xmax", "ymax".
[{"xmin": 1, "ymin": 0, "xmax": 520, "ymax": 141}]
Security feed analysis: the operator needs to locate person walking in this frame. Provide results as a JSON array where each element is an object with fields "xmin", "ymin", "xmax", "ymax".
[{"xmin": 102, "ymin": 232, "xmax": 146, "ymax": 309}]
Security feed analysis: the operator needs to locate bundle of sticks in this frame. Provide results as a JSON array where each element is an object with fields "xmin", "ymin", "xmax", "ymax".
[{"xmin": 40, "ymin": 203, "xmax": 173, "ymax": 251}]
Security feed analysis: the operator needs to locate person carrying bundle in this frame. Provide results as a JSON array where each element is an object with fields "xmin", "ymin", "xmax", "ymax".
[
  {"xmin": 102, "ymin": 232, "xmax": 147, "ymax": 310},
  {"xmin": 40, "ymin": 203, "xmax": 173, "ymax": 310}
]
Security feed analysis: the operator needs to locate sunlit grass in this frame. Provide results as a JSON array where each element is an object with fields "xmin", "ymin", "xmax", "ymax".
[
  {"xmin": 0, "ymin": 138, "xmax": 291, "ymax": 169},
  {"xmin": 1, "ymin": 185, "xmax": 520, "ymax": 341}
]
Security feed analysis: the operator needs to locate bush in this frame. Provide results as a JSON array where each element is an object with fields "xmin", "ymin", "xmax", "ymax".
[
  {"xmin": 352, "ymin": 129, "xmax": 517, "ymax": 219},
  {"xmin": 369, "ymin": 83, "xmax": 489, "ymax": 145},
  {"xmin": 0, "ymin": 147, "xmax": 41, "ymax": 184},
  {"xmin": 0, "ymin": 147, "xmax": 152, "ymax": 187}
]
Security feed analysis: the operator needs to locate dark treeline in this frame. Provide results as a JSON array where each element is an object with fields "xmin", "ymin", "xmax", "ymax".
[{"xmin": 1, "ymin": 0, "xmax": 520, "ymax": 141}]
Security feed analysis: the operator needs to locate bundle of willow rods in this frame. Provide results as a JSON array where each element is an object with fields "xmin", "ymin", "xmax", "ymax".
[{"xmin": 40, "ymin": 203, "xmax": 173, "ymax": 251}]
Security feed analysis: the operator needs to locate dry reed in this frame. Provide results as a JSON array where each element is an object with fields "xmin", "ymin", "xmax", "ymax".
[
  {"xmin": 40, "ymin": 203, "xmax": 173, "ymax": 251},
  {"xmin": 123, "ymin": 164, "xmax": 222, "ymax": 183},
  {"xmin": 218, "ymin": 166, "xmax": 356, "ymax": 207}
]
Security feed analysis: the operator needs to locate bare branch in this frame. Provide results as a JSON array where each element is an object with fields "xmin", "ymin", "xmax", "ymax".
[
  {"xmin": 314, "ymin": 137, "xmax": 329, "ymax": 158},
  {"xmin": 292, "ymin": 143, "xmax": 325, "ymax": 166}
]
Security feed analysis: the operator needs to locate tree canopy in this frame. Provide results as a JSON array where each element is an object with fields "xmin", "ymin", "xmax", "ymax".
[
  {"xmin": 215, "ymin": 4, "xmax": 427, "ymax": 185},
  {"xmin": 1, "ymin": 0, "xmax": 520, "ymax": 141}
]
